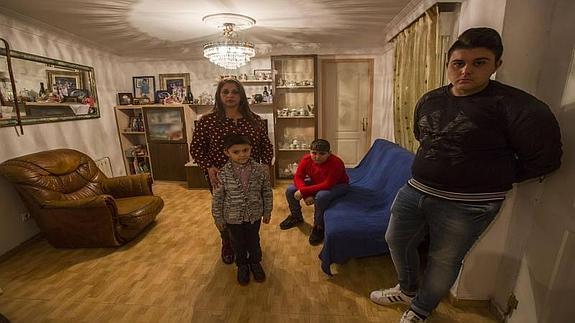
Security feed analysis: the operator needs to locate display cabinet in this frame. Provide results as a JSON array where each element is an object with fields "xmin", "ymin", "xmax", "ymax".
[
  {"xmin": 114, "ymin": 106, "xmax": 152, "ymax": 177},
  {"xmin": 114, "ymin": 104, "xmax": 194, "ymax": 181},
  {"xmin": 272, "ymin": 55, "xmax": 318, "ymax": 179}
]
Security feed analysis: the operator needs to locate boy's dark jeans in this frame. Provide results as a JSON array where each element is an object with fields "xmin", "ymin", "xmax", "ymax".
[
  {"xmin": 227, "ymin": 220, "xmax": 262, "ymax": 266},
  {"xmin": 285, "ymin": 183, "xmax": 349, "ymax": 227}
]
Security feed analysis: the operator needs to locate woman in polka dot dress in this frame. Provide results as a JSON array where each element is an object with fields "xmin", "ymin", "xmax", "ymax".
[{"xmin": 190, "ymin": 78, "xmax": 274, "ymax": 264}]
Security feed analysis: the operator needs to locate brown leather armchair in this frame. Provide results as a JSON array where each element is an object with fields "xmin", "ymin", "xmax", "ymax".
[{"xmin": 0, "ymin": 149, "xmax": 164, "ymax": 248}]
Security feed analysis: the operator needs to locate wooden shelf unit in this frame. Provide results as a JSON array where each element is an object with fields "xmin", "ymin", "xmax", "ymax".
[
  {"xmin": 114, "ymin": 104, "xmax": 195, "ymax": 180},
  {"xmin": 272, "ymin": 55, "xmax": 318, "ymax": 179},
  {"xmin": 114, "ymin": 106, "xmax": 152, "ymax": 177}
]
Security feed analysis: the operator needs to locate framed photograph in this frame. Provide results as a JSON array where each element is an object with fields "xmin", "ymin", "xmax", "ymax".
[
  {"xmin": 253, "ymin": 69, "xmax": 272, "ymax": 80},
  {"xmin": 46, "ymin": 70, "xmax": 83, "ymax": 96},
  {"xmin": 118, "ymin": 92, "xmax": 133, "ymax": 105},
  {"xmin": 132, "ymin": 76, "xmax": 156, "ymax": 100},
  {"xmin": 159, "ymin": 73, "xmax": 190, "ymax": 92}
]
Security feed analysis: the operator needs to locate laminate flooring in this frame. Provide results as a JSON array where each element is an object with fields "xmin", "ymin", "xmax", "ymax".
[{"xmin": 0, "ymin": 182, "xmax": 498, "ymax": 322}]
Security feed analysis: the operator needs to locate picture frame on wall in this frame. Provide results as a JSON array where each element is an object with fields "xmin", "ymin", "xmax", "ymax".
[
  {"xmin": 46, "ymin": 70, "xmax": 83, "ymax": 96},
  {"xmin": 159, "ymin": 73, "xmax": 190, "ymax": 103},
  {"xmin": 253, "ymin": 69, "xmax": 272, "ymax": 80},
  {"xmin": 132, "ymin": 76, "xmax": 156, "ymax": 100},
  {"xmin": 118, "ymin": 92, "xmax": 133, "ymax": 105},
  {"xmin": 159, "ymin": 73, "xmax": 190, "ymax": 92}
]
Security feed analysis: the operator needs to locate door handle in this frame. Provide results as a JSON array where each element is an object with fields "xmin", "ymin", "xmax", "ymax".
[{"xmin": 362, "ymin": 118, "xmax": 368, "ymax": 131}]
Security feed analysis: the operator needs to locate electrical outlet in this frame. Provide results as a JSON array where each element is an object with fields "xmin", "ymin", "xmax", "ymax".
[{"xmin": 20, "ymin": 212, "xmax": 31, "ymax": 222}]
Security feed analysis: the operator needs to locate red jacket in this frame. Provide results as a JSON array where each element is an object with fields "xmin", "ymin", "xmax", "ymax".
[{"xmin": 294, "ymin": 154, "xmax": 349, "ymax": 198}]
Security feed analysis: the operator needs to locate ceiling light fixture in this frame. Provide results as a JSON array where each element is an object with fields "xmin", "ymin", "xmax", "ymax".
[{"xmin": 202, "ymin": 13, "xmax": 256, "ymax": 70}]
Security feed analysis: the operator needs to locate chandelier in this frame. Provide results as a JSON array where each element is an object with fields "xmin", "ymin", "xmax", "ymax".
[{"xmin": 202, "ymin": 13, "xmax": 256, "ymax": 70}]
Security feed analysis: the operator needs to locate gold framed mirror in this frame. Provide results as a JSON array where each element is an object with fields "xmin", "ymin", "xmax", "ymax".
[{"xmin": 0, "ymin": 48, "xmax": 100, "ymax": 127}]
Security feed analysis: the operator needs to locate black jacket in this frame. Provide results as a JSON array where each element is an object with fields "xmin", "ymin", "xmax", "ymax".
[{"xmin": 412, "ymin": 80, "xmax": 562, "ymax": 193}]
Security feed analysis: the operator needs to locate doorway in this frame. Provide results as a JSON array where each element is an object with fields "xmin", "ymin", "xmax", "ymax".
[{"xmin": 321, "ymin": 59, "xmax": 373, "ymax": 167}]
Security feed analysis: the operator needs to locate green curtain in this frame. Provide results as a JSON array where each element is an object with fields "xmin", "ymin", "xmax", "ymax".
[{"xmin": 393, "ymin": 6, "xmax": 443, "ymax": 152}]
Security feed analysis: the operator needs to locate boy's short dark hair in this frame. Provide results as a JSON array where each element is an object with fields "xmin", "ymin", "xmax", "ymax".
[
  {"xmin": 447, "ymin": 27, "xmax": 504, "ymax": 61},
  {"xmin": 310, "ymin": 139, "xmax": 330, "ymax": 152},
  {"xmin": 223, "ymin": 134, "xmax": 251, "ymax": 150}
]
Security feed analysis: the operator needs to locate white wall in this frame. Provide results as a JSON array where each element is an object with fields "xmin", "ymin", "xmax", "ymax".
[
  {"xmin": 497, "ymin": 0, "xmax": 575, "ymax": 321},
  {"xmin": 0, "ymin": 12, "xmax": 125, "ymax": 255},
  {"xmin": 457, "ymin": 0, "xmax": 507, "ymax": 33}
]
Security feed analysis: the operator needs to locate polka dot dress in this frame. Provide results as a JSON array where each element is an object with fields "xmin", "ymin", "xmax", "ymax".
[{"xmin": 190, "ymin": 113, "xmax": 274, "ymax": 171}]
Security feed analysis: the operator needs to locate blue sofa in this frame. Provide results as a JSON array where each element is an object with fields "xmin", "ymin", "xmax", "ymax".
[{"xmin": 319, "ymin": 139, "xmax": 414, "ymax": 275}]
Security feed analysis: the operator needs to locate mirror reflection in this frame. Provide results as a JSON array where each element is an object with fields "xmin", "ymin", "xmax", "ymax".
[{"xmin": 0, "ymin": 48, "xmax": 99, "ymax": 126}]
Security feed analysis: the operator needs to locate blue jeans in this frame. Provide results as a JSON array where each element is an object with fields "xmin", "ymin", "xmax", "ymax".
[
  {"xmin": 285, "ymin": 183, "xmax": 349, "ymax": 227},
  {"xmin": 386, "ymin": 184, "xmax": 502, "ymax": 316}
]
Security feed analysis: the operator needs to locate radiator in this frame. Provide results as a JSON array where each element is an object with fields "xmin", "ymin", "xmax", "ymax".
[{"xmin": 94, "ymin": 157, "xmax": 113, "ymax": 177}]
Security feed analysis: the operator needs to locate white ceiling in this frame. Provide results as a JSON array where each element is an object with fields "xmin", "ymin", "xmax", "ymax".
[{"xmin": 0, "ymin": 0, "xmax": 414, "ymax": 60}]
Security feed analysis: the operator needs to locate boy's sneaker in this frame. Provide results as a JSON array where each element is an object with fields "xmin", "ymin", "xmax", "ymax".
[
  {"xmin": 308, "ymin": 226, "xmax": 324, "ymax": 245},
  {"xmin": 370, "ymin": 284, "xmax": 414, "ymax": 306},
  {"xmin": 237, "ymin": 265, "xmax": 250, "ymax": 285},
  {"xmin": 279, "ymin": 214, "xmax": 303, "ymax": 230},
  {"xmin": 221, "ymin": 239, "xmax": 234, "ymax": 264},
  {"xmin": 400, "ymin": 310, "xmax": 427, "ymax": 323},
  {"xmin": 250, "ymin": 262, "xmax": 266, "ymax": 282}
]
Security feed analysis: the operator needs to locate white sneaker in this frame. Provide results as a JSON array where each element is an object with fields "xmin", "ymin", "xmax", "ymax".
[
  {"xmin": 400, "ymin": 310, "xmax": 427, "ymax": 323},
  {"xmin": 370, "ymin": 284, "xmax": 414, "ymax": 306}
]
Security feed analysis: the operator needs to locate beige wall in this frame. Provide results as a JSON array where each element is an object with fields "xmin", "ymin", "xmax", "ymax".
[{"xmin": 0, "ymin": 12, "xmax": 125, "ymax": 255}]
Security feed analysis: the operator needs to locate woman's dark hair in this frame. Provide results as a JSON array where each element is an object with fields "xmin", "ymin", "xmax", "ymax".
[
  {"xmin": 213, "ymin": 78, "xmax": 261, "ymax": 128},
  {"xmin": 223, "ymin": 133, "xmax": 252, "ymax": 150},
  {"xmin": 447, "ymin": 27, "xmax": 504, "ymax": 61}
]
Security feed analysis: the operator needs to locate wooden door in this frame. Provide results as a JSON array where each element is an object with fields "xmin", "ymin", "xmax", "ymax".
[
  {"xmin": 321, "ymin": 59, "xmax": 373, "ymax": 167},
  {"xmin": 149, "ymin": 142, "xmax": 188, "ymax": 181}
]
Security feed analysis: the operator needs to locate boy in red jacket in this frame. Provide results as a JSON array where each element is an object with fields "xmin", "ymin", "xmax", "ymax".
[{"xmin": 279, "ymin": 139, "xmax": 349, "ymax": 245}]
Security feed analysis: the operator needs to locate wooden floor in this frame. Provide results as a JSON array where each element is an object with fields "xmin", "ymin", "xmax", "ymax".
[{"xmin": 0, "ymin": 182, "xmax": 497, "ymax": 323}]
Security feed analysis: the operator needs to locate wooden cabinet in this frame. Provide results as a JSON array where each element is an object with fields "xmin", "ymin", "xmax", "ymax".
[
  {"xmin": 148, "ymin": 142, "xmax": 188, "ymax": 181},
  {"xmin": 114, "ymin": 104, "xmax": 194, "ymax": 181},
  {"xmin": 272, "ymin": 55, "xmax": 318, "ymax": 179}
]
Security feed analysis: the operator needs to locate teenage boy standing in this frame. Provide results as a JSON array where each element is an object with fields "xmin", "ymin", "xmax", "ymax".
[{"xmin": 370, "ymin": 27, "xmax": 562, "ymax": 323}]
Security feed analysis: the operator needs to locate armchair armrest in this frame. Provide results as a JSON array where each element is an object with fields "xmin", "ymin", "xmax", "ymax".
[
  {"xmin": 39, "ymin": 195, "xmax": 121, "ymax": 247},
  {"xmin": 101, "ymin": 173, "xmax": 153, "ymax": 198}
]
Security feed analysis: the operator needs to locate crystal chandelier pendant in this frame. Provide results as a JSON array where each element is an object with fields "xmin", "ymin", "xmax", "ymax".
[{"xmin": 202, "ymin": 14, "xmax": 256, "ymax": 70}]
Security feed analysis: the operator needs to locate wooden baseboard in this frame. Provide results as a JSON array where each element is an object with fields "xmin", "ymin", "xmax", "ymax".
[
  {"xmin": 448, "ymin": 291, "xmax": 491, "ymax": 308},
  {"xmin": 448, "ymin": 292, "xmax": 505, "ymax": 323},
  {"xmin": 0, "ymin": 233, "xmax": 42, "ymax": 262}
]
